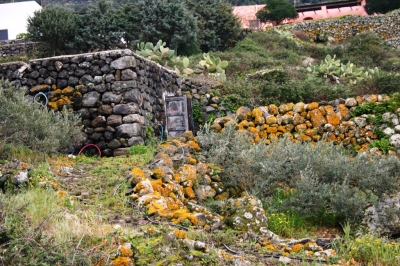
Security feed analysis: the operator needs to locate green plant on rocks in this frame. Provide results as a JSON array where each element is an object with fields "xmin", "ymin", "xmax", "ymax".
[
  {"xmin": 136, "ymin": 40, "xmax": 194, "ymax": 75},
  {"xmin": 195, "ymin": 53, "xmax": 229, "ymax": 79},
  {"xmin": 307, "ymin": 54, "xmax": 379, "ymax": 85}
]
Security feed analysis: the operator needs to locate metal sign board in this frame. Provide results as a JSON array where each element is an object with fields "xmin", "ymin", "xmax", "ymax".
[{"xmin": 165, "ymin": 95, "xmax": 189, "ymax": 137}]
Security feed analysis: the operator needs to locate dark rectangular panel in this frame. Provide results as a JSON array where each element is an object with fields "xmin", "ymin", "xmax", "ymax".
[{"xmin": 0, "ymin": 30, "xmax": 8, "ymax": 41}]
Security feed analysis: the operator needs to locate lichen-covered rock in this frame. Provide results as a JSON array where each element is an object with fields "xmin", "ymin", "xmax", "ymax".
[
  {"xmin": 389, "ymin": 134, "xmax": 400, "ymax": 149},
  {"xmin": 236, "ymin": 106, "xmax": 252, "ymax": 122},
  {"xmin": 223, "ymin": 196, "xmax": 269, "ymax": 235},
  {"xmin": 309, "ymin": 109, "xmax": 327, "ymax": 128},
  {"xmin": 363, "ymin": 192, "xmax": 400, "ymax": 236}
]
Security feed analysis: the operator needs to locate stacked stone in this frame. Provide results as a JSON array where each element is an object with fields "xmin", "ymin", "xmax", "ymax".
[
  {"xmin": 126, "ymin": 131, "xmax": 270, "ymax": 233},
  {"xmin": 0, "ymin": 40, "xmax": 38, "ymax": 58},
  {"xmin": 181, "ymin": 79, "xmax": 235, "ymax": 127},
  {"xmin": 0, "ymin": 49, "xmax": 181, "ymax": 157},
  {"xmin": 125, "ymin": 131, "xmax": 341, "ymax": 262},
  {"xmin": 211, "ymin": 94, "xmax": 398, "ymax": 153},
  {"xmin": 284, "ymin": 10, "xmax": 400, "ymax": 46}
]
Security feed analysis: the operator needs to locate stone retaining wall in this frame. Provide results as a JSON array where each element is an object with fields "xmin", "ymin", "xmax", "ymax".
[
  {"xmin": 283, "ymin": 10, "xmax": 400, "ymax": 46},
  {"xmin": 0, "ymin": 40, "xmax": 39, "ymax": 58},
  {"xmin": 0, "ymin": 49, "xmax": 181, "ymax": 156},
  {"xmin": 210, "ymin": 95, "xmax": 400, "ymax": 154}
]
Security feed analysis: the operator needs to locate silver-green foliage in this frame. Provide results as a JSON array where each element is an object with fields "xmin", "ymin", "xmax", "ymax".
[
  {"xmin": 197, "ymin": 124, "xmax": 400, "ymax": 222},
  {"xmin": 0, "ymin": 80, "xmax": 83, "ymax": 154},
  {"xmin": 307, "ymin": 54, "xmax": 380, "ymax": 85}
]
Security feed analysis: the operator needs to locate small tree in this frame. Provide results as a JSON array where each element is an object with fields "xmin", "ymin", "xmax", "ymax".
[
  {"xmin": 115, "ymin": 2, "xmax": 141, "ymax": 47},
  {"xmin": 136, "ymin": 0, "xmax": 198, "ymax": 52},
  {"xmin": 365, "ymin": 0, "xmax": 400, "ymax": 15},
  {"xmin": 27, "ymin": 6, "xmax": 78, "ymax": 56},
  {"xmin": 256, "ymin": 0, "xmax": 298, "ymax": 25},
  {"xmin": 75, "ymin": 0, "xmax": 123, "ymax": 51},
  {"xmin": 185, "ymin": 0, "xmax": 242, "ymax": 52}
]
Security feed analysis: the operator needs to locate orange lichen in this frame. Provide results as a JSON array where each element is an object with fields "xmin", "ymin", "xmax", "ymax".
[
  {"xmin": 187, "ymin": 140, "xmax": 201, "ymax": 152},
  {"xmin": 266, "ymin": 126, "xmax": 277, "ymax": 134},
  {"xmin": 131, "ymin": 167, "xmax": 147, "ymax": 182},
  {"xmin": 61, "ymin": 86, "xmax": 74, "ymax": 95},
  {"xmin": 292, "ymin": 243, "xmax": 304, "ymax": 253},
  {"xmin": 187, "ymin": 157, "xmax": 197, "ymax": 165},
  {"xmin": 174, "ymin": 229, "xmax": 187, "ymax": 239},
  {"xmin": 48, "ymin": 102, "xmax": 58, "ymax": 110},
  {"xmin": 57, "ymin": 190, "xmax": 68, "ymax": 197},
  {"xmin": 183, "ymin": 187, "xmax": 195, "ymax": 199},
  {"xmin": 252, "ymin": 115, "xmax": 264, "ymax": 125},
  {"xmin": 152, "ymin": 168, "xmax": 166, "ymax": 179},
  {"xmin": 112, "ymin": 257, "xmax": 133, "ymax": 266},
  {"xmin": 119, "ymin": 245, "xmax": 133, "ymax": 257},
  {"xmin": 150, "ymin": 179, "xmax": 163, "ymax": 192},
  {"xmin": 252, "ymin": 108, "xmax": 263, "ymax": 118},
  {"xmin": 20, "ymin": 162, "xmax": 28, "ymax": 170}
]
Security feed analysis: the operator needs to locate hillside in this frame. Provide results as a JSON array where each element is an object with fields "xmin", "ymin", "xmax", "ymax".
[{"xmin": 1, "ymin": 7, "xmax": 400, "ymax": 266}]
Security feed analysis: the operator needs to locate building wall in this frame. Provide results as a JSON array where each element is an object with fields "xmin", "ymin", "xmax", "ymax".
[{"xmin": 0, "ymin": 1, "xmax": 42, "ymax": 40}]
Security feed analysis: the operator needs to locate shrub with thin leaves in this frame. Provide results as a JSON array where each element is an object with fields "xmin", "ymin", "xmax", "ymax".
[
  {"xmin": 0, "ymin": 80, "xmax": 83, "ymax": 154},
  {"xmin": 197, "ymin": 124, "xmax": 400, "ymax": 224}
]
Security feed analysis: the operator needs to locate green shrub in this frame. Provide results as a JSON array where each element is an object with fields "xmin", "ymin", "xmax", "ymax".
[
  {"xmin": 354, "ymin": 73, "xmax": 400, "ymax": 96},
  {"xmin": 197, "ymin": 125, "xmax": 400, "ymax": 225},
  {"xmin": 129, "ymin": 144, "xmax": 149, "ymax": 155},
  {"xmin": 260, "ymin": 79, "xmax": 351, "ymax": 105},
  {"xmin": 178, "ymin": 42, "xmax": 202, "ymax": 56},
  {"xmin": 345, "ymin": 32, "xmax": 400, "ymax": 69},
  {"xmin": 0, "ymin": 80, "xmax": 83, "ymax": 155}
]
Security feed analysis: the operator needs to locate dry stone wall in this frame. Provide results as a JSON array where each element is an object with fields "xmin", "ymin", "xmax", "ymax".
[
  {"xmin": 0, "ymin": 40, "xmax": 39, "ymax": 58},
  {"xmin": 0, "ymin": 49, "xmax": 181, "ymax": 156},
  {"xmin": 210, "ymin": 95, "xmax": 400, "ymax": 155},
  {"xmin": 284, "ymin": 10, "xmax": 400, "ymax": 46}
]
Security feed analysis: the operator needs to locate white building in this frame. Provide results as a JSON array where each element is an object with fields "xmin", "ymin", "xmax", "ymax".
[{"xmin": 0, "ymin": 1, "xmax": 42, "ymax": 40}]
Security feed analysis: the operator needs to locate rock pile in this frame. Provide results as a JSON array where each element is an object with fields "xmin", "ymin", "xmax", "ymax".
[
  {"xmin": 125, "ymin": 131, "xmax": 340, "ymax": 262},
  {"xmin": 0, "ymin": 159, "xmax": 30, "ymax": 191}
]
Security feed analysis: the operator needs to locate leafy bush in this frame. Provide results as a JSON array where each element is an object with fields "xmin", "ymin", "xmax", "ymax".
[
  {"xmin": 354, "ymin": 73, "xmax": 400, "ymax": 96},
  {"xmin": 0, "ymin": 80, "xmax": 83, "ymax": 155},
  {"xmin": 129, "ymin": 144, "xmax": 149, "ymax": 155},
  {"xmin": 260, "ymin": 79, "xmax": 351, "ymax": 105},
  {"xmin": 345, "ymin": 32, "xmax": 400, "ymax": 69},
  {"xmin": 197, "ymin": 125, "xmax": 400, "ymax": 224}
]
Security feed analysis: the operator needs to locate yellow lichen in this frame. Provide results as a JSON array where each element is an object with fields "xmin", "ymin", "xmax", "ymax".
[
  {"xmin": 291, "ymin": 243, "xmax": 303, "ymax": 253},
  {"xmin": 187, "ymin": 140, "xmax": 200, "ymax": 152},
  {"xmin": 152, "ymin": 168, "xmax": 166, "ymax": 179}
]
